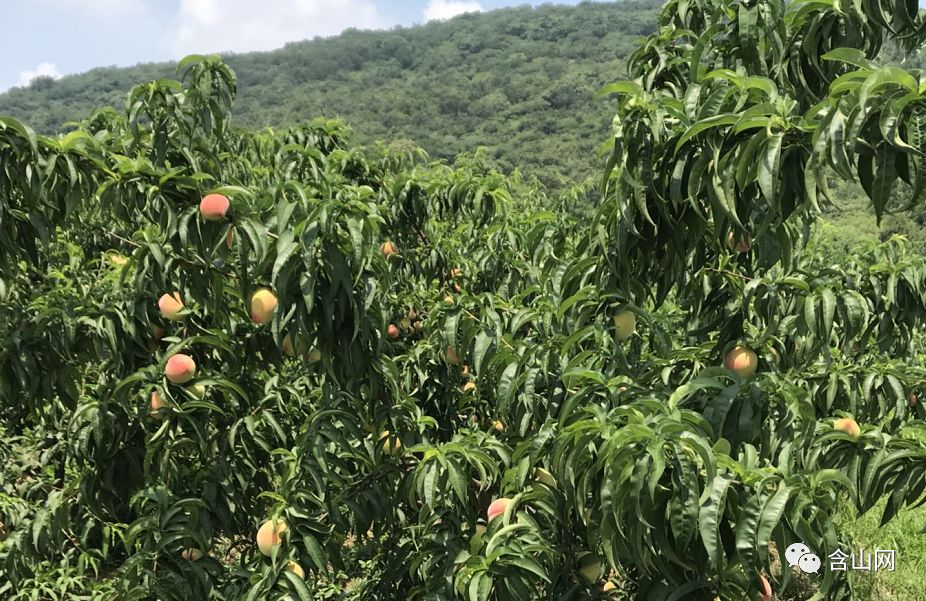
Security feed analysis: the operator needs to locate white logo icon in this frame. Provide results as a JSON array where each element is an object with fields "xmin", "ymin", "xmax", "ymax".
[
  {"xmin": 785, "ymin": 542, "xmax": 821, "ymax": 574},
  {"xmin": 798, "ymin": 553, "xmax": 821, "ymax": 574}
]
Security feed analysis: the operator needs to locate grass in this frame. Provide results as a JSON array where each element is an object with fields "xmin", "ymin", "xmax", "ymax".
[{"xmin": 834, "ymin": 499, "xmax": 926, "ymax": 600}]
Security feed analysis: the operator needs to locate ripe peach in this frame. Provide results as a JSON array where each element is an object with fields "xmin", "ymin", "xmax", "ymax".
[
  {"xmin": 285, "ymin": 559, "xmax": 305, "ymax": 579},
  {"xmin": 165, "ymin": 354, "xmax": 196, "ymax": 384},
  {"xmin": 492, "ymin": 420, "xmax": 505, "ymax": 432},
  {"xmin": 450, "ymin": 268, "xmax": 462, "ymax": 278},
  {"xmin": 381, "ymin": 240, "xmax": 398, "ymax": 258},
  {"xmin": 250, "ymin": 288, "xmax": 277, "ymax": 325},
  {"xmin": 603, "ymin": 581, "xmax": 617, "ymax": 593},
  {"xmin": 613, "ymin": 311, "xmax": 636, "ymax": 341},
  {"xmin": 487, "ymin": 498, "xmax": 512, "ymax": 521},
  {"xmin": 256, "ymin": 519, "xmax": 287, "ymax": 556},
  {"xmin": 158, "ymin": 292, "xmax": 184, "ymax": 321},
  {"xmin": 387, "ymin": 324, "xmax": 400, "ymax": 339},
  {"xmin": 200, "ymin": 194, "xmax": 230, "ymax": 221},
  {"xmin": 724, "ymin": 345, "xmax": 758, "ymax": 378},
  {"xmin": 834, "ymin": 417, "xmax": 861, "ymax": 438}
]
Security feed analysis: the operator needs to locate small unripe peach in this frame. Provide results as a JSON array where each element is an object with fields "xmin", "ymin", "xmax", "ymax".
[
  {"xmin": 200, "ymin": 194, "xmax": 230, "ymax": 221},
  {"xmin": 453, "ymin": 283, "xmax": 461, "ymax": 293},
  {"xmin": 282, "ymin": 334, "xmax": 295, "ymax": 357},
  {"xmin": 399, "ymin": 317, "xmax": 411, "ymax": 331},
  {"xmin": 487, "ymin": 498, "xmax": 512, "ymax": 521},
  {"xmin": 256, "ymin": 519, "xmax": 287, "ymax": 556},
  {"xmin": 834, "ymin": 417, "xmax": 861, "ymax": 438},
  {"xmin": 444, "ymin": 294, "xmax": 454, "ymax": 305},
  {"xmin": 225, "ymin": 229, "xmax": 235, "ymax": 249},
  {"xmin": 534, "ymin": 467, "xmax": 556, "ymax": 487},
  {"xmin": 380, "ymin": 431, "xmax": 403, "ymax": 456},
  {"xmin": 413, "ymin": 320, "xmax": 424, "ymax": 332},
  {"xmin": 727, "ymin": 231, "xmax": 751, "ymax": 253},
  {"xmin": 387, "ymin": 324, "xmax": 400, "ymax": 339},
  {"xmin": 150, "ymin": 390, "xmax": 169, "ymax": 418},
  {"xmin": 181, "ymin": 548, "xmax": 203, "ymax": 561},
  {"xmin": 909, "ymin": 393, "xmax": 918, "ymax": 408},
  {"xmin": 282, "ymin": 334, "xmax": 306, "ymax": 358},
  {"xmin": 407, "ymin": 308, "xmax": 418, "ymax": 320},
  {"xmin": 769, "ymin": 346, "xmax": 781, "ymax": 365},
  {"xmin": 250, "ymin": 288, "xmax": 277, "ymax": 325},
  {"xmin": 285, "ymin": 560, "xmax": 305, "ymax": 579},
  {"xmin": 578, "ymin": 552, "xmax": 603, "ymax": 583},
  {"xmin": 152, "ymin": 325, "xmax": 165, "ymax": 340},
  {"xmin": 188, "ymin": 383, "xmax": 206, "ymax": 399},
  {"xmin": 450, "ymin": 268, "xmax": 462, "ymax": 278},
  {"xmin": 307, "ymin": 348, "xmax": 322, "ymax": 363},
  {"xmin": 381, "ymin": 240, "xmax": 398, "ymax": 257},
  {"xmin": 492, "ymin": 420, "xmax": 505, "ymax": 432},
  {"xmin": 603, "ymin": 581, "xmax": 617, "ymax": 593},
  {"xmin": 446, "ymin": 346, "xmax": 461, "ymax": 365},
  {"xmin": 758, "ymin": 573, "xmax": 772, "ymax": 601},
  {"xmin": 724, "ymin": 345, "xmax": 758, "ymax": 378},
  {"xmin": 165, "ymin": 354, "xmax": 196, "ymax": 384},
  {"xmin": 463, "ymin": 381, "xmax": 476, "ymax": 393},
  {"xmin": 158, "ymin": 292, "xmax": 184, "ymax": 321},
  {"xmin": 613, "ymin": 310, "xmax": 636, "ymax": 341}
]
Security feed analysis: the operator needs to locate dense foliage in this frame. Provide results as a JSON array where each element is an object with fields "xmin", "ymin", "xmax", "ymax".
[{"xmin": 3, "ymin": 1, "xmax": 926, "ymax": 600}]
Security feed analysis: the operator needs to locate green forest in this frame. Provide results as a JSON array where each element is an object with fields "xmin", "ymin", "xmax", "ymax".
[
  {"xmin": 0, "ymin": 1, "xmax": 659, "ymax": 192},
  {"xmin": 4, "ymin": 0, "xmax": 926, "ymax": 599}
]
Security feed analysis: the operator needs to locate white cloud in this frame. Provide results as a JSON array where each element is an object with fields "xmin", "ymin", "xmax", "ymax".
[
  {"xmin": 167, "ymin": 0, "xmax": 383, "ymax": 57},
  {"xmin": 16, "ymin": 62, "xmax": 62, "ymax": 87},
  {"xmin": 39, "ymin": 0, "xmax": 146, "ymax": 15},
  {"xmin": 423, "ymin": 0, "xmax": 483, "ymax": 21}
]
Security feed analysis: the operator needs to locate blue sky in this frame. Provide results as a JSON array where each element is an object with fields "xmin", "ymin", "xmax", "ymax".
[{"xmin": 0, "ymin": 0, "xmax": 584, "ymax": 91}]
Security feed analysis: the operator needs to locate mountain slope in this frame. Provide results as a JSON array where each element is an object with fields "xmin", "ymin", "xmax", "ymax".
[{"xmin": 0, "ymin": 1, "xmax": 661, "ymax": 190}]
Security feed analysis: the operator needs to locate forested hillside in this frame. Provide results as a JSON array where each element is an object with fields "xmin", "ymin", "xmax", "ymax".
[{"xmin": 0, "ymin": 1, "xmax": 660, "ymax": 191}]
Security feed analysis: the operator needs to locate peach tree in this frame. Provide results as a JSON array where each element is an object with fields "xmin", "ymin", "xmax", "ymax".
[{"xmin": 1, "ymin": 1, "xmax": 926, "ymax": 600}]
